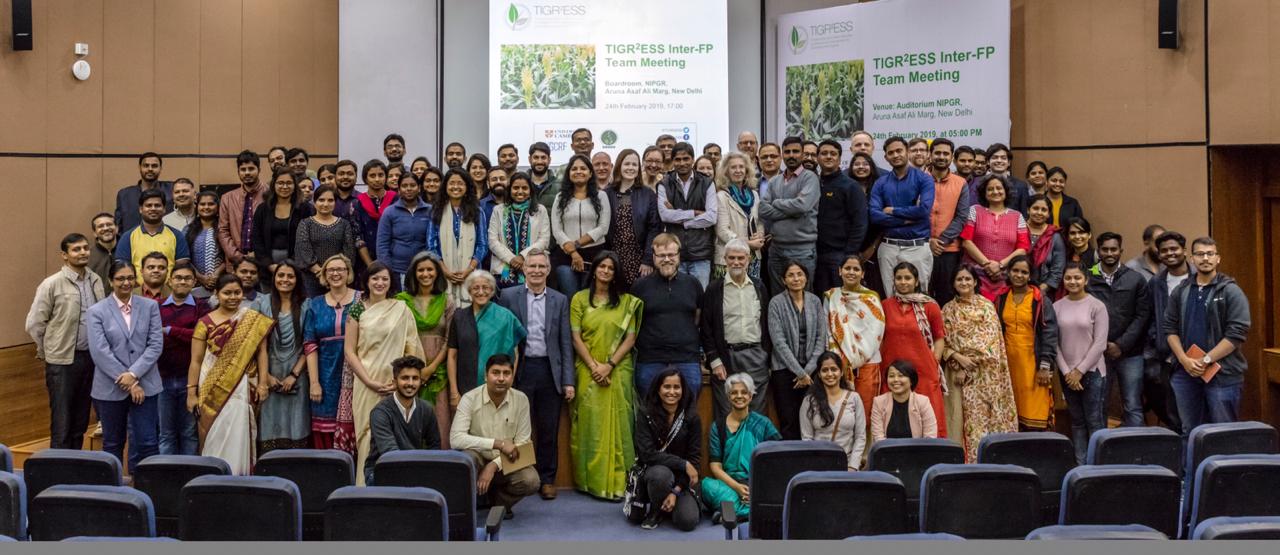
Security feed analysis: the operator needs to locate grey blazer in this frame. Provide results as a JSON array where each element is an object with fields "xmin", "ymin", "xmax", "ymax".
[
  {"xmin": 86, "ymin": 295, "xmax": 164, "ymax": 401},
  {"xmin": 497, "ymin": 285, "xmax": 576, "ymax": 392},
  {"xmin": 767, "ymin": 291, "xmax": 828, "ymax": 377}
]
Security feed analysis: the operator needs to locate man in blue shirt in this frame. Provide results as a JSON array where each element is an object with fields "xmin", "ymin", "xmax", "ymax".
[{"xmin": 869, "ymin": 136, "xmax": 936, "ymax": 290}]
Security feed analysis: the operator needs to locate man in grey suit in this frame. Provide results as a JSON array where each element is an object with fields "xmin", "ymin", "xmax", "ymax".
[
  {"xmin": 497, "ymin": 248, "xmax": 575, "ymax": 500},
  {"xmin": 86, "ymin": 259, "xmax": 163, "ymax": 473},
  {"xmin": 758, "ymin": 136, "xmax": 820, "ymax": 296}
]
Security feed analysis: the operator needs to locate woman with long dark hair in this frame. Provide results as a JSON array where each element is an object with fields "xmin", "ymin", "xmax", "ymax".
[
  {"xmin": 605, "ymin": 148, "xmax": 661, "ymax": 289},
  {"xmin": 551, "ymin": 154, "xmax": 611, "ymax": 295},
  {"xmin": 849, "ymin": 152, "xmax": 885, "ymax": 296},
  {"xmin": 253, "ymin": 168, "xmax": 314, "ymax": 280},
  {"xmin": 1044, "ymin": 167, "xmax": 1084, "ymax": 227},
  {"xmin": 252, "ymin": 260, "xmax": 311, "ymax": 453},
  {"xmin": 429, "ymin": 169, "xmax": 489, "ymax": 304},
  {"xmin": 1053, "ymin": 263, "xmax": 1108, "ymax": 464},
  {"xmin": 823, "ymin": 254, "xmax": 885, "ymax": 433},
  {"xmin": 800, "ymin": 351, "xmax": 866, "ymax": 470},
  {"xmin": 186, "ymin": 190, "xmax": 223, "ymax": 296},
  {"xmin": 467, "ymin": 153, "xmax": 493, "ymax": 198},
  {"xmin": 569, "ymin": 250, "xmax": 643, "ymax": 499},
  {"xmin": 628, "ymin": 368, "xmax": 702, "ymax": 531},
  {"xmin": 767, "ymin": 260, "xmax": 828, "ymax": 440},
  {"xmin": 394, "ymin": 252, "xmax": 456, "ymax": 447},
  {"xmin": 877, "ymin": 261, "xmax": 948, "ymax": 437},
  {"xmin": 296, "ymin": 185, "xmax": 359, "ymax": 296},
  {"xmin": 489, "ymin": 172, "xmax": 551, "ymax": 288},
  {"xmin": 1064, "ymin": 217, "xmax": 1096, "ymax": 270}
]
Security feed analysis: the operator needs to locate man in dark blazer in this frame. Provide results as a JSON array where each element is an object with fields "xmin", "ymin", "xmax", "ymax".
[
  {"xmin": 699, "ymin": 239, "xmax": 771, "ymax": 422},
  {"xmin": 497, "ymin": 248, "xmax": 575, "ymax": 500}
]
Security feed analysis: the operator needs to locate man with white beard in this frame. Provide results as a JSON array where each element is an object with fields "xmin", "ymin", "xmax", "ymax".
[{"xmin": 698, "ymin": 239, "xmax": 770, "ymax": 422}]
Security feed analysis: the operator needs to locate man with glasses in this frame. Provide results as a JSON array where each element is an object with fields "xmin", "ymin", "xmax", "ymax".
[
  {"xmin": 631, "ymin": 233, "xmax": 704, "ymax": 400},
  {"xmin": 1162, "ymin": 237, "xmax": 1251, "ymax": 432},
  {"xmin": 569, "ymin": 128, "xmax": 594, "ymax": 158}
]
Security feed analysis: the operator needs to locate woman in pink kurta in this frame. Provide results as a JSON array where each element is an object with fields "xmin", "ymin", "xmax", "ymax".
[
  {"xmin": 879, "ymin": 262, "xmax": 949, "ymax": 438},
  {"xmin": 960, "ymin": 175, "xmax": 1030, "ymax": 301}
]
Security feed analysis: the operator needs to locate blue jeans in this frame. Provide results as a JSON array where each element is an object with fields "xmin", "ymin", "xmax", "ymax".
[
  {"xmin": 94, "ymin": 394, "xmax": 160, "ymax": 474},
  {"xmin": 1061, "ymin": 370, "xmax": 1106, "ymax": 465},
  {"xmin": 678, "ymin": 260, "xmax": 711, "ymax": 290},
  {"xmin": 1170, "ymin": 370, "xmax": 1242, "ymax": 435},
  {"xmin": 1111, "ymin": 355, "xmax": 1147, "ymax": 427},
  {"xmin": 635, "ymin": 362, "xmax": 702, "ymax": 402},
  {"xmin": 157, "ymin": 375, "xmax": 199, "ymax": 455},
  {"xmin": 553, "ymin": 264, "xmax": 587, "ymax": 297}
]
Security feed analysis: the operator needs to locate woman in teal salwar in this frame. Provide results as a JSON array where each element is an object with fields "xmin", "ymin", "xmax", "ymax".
[{"xmin": 702, "ymin": 373, "xmax": 781, "ymax": 520}]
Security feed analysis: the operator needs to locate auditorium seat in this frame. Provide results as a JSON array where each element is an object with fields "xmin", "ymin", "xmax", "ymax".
[
  {"xmin": 255, "ymin": 449, "xmax": 354, "ymax": 540},
  {"xmin": 1085, "ymin": 427, "xmax": 1183, "ymax": 476},
  {"xmin": 846, "ymin": 532, "xmax": 964, "ymax": 540},
  {"xmin": 0, "ymin": 444, "xmax": 12, "ymax": 473},
  {"xmin": 976, "ymin": 432, "xmax": 1075, "ymax": 524},
  {"xmin": 132, "ymin": 455, "xmax": 231, "ymax": 538},
  {"xmin": 373, "ymin": 450, "xmax": 503, "ymax": 541},
  {"xmin": 0, "ymin": 471, "xmax": 26, "ymax": 541},
  {"xmin": 325, "ymin": 486, "xmax": 449, "ymax": 541},
  {"xmin": 724, "ymin": 440, "xmax": 847, "ymax": 540},
  {"xmin": 22, "ymin": 449, "xmax": 122, "ymax": 504},
  {"xmin": 865, "ymin": 438, "xmax": 964, "ymax": 529},
  {"xmin": 1025, "ymin": 524, "xmax": 1166, "ymax": 540},
  {"xmin": 1058, "ymin": 465, "xmax": 1181, "ymax": 538},
  {"xmin": 1191, "ymin": 516, "xmax": 1280, "ymax": 540},
  {"xmin": 62, "ymin": 536, "xmax": 178, "ymax": 542},
  {"xmin": 781, "ymin": 470, "xmax": 906, "ymax": 539},
  {"xmin": 0, "ymin": 535, "xmax": 13, "ymax": 541},
  {"xmin": 919, "ymin": 463, "xmax": 1040, "ymax": 539},
  {"xmin": 179, "ymin": 475, "xmax": 301, "ymax": 541},
  {"xmin": 1180, "ymin": 422, "xmax": 1279, "ymax": 537},
  {"xmin": 29, "ymin": 484, "xmax": 155, "ymax": 541},
  {"xmin": 1185, "ymin": 454, "xmax": 1280, "ymax": 538}
]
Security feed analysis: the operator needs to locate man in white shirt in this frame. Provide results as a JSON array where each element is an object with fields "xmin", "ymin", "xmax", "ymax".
[
  {"xmin": 450, "ymin": 354, "xmax": 540, "ymax": 518},
  {"xmin": 163, "ymin": 178, "xmax": 198, "ymax": 230}
]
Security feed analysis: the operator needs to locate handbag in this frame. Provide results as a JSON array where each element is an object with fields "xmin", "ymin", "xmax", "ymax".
[{"xmin": 622, "ymin": 410, "xmax": 685, "ymax": 519}]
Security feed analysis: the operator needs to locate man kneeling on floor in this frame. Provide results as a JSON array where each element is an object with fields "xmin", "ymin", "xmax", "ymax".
[
  {"xmin": 450, "ymin": 354, "xmax": 539, "ymax": 518},
  {"xmin": 365, "ymin": 355, "xmax": 441, "ymax": 485}
]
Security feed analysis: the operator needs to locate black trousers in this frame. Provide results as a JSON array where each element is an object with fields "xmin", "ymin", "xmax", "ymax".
[
  {"xmin": 46, "ymin": 350, "xmax": 95, "ymax": 450},
  {"xmin": 770, "ymin": 370, "xmax": 809, "ymax": 440},
  {"xmin": 515, "ymin": 356, "xmax": 562, "ymax": 486},
  {"xmin": 930, "ymin": 251, "xmax": 962, "ymax": 307},
  {"xmin": 1145, "ymin": 357, "xmax": 1182, "ymax": 432},
  {"xmin": 625, "ymin": 465, "xmax": 699, "ymax": 531},
  {"xmin": 813, "ymin": 251, "xmax": 846, "ymax": 295}
]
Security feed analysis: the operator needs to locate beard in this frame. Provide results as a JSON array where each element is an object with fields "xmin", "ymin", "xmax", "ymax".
[{"xmin": 728, "ymin": 266, "xmax": 747, "ymax": 280}]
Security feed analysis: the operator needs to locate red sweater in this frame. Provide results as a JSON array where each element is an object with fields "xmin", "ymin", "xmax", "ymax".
[{"xmin": 158, "ymin": 295, "xmax": 209, "ymax": 379}]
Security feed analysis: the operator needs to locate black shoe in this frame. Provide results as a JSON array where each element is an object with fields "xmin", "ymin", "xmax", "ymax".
[
  {"xmin": 641, "ymin": 511, "xmax": 661, "ymax": 530},
  {"xmin": 711, "ymin": 511, "xmax": 723, "ymax": 525},
  {"xmin": 504, "ymin": 507, "xmax": 515, "ymax": 520}
]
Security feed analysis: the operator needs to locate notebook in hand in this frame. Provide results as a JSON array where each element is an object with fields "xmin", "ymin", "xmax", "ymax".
[
  {"xmin": 499, "ymin": 442, "xmax": 537, "ymax": 473},
  {"xmin": 1185, "ymin": 345, "xmax": 1221, "ymax": 383}
]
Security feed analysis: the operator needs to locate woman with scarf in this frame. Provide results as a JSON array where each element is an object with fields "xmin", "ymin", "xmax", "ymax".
[
  {"xmin": 446, "ymin": 271, "xmax": 526, "ymax": 410},
  {"xmin": 355, "ymin": 159, "xmax": 397, "ymax": 255},
  {"xmin": 394, "ymin": 252, "xmax": 457, "ymax": 447},
  {"xmin": 489, "ymin": 172, "xmax": 551, "ymax": 289},
  {"xmin": 959, "ymin": 175, "xmax": 1030, "ymax": 301},
  {"xmin": 1026, "ymin": 195, "xmax": 1066, "ymax": 297},
  {"xmin": 877, "ymin": 261, "xmax": 949, "ymax": 438},
  {"xmin": 301, "ymin": 254, "xmax": 361, "ymax": 456},
  {"xmin": 252, "ymin": 261, "xmax": 311, "ymax": 454},
  {"xmin": 605, "ymin": 149, "xmax": 661, "ymax": 290},
  {"xmin": 186, "ymin": 273, "xmax": 275, "ymax": 475},
  {"xmin": 996, "ymin": 255, "xmax": 1060, "ymax": 431},
  {"xmin": 428, "ymin": 169, "xmax": 489, "ymax": 305},
  {"xmin": 824, "ymin": 254, "xmax": 885, "ymax": 433},
  {"xmin": 941, "ymin": 266, "xmax": 1018, "ymax": 462},
  {"xmin": 713, "ymin": 152, "xmax": 765, "ymax": 280}
]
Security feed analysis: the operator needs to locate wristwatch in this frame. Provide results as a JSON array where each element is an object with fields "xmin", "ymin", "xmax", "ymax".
[{"xmin": 1202, "ymin": 355, "xmax": 1213, "ymax": 365}]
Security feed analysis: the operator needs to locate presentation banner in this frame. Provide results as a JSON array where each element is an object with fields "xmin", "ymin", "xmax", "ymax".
[
  {"xmin": 775, "ymin": 0, "xmax": 1009, "ymax": 156},
  {"xmin": 489, "ymin": 0, "xmax": 729, "ymax": 159}
]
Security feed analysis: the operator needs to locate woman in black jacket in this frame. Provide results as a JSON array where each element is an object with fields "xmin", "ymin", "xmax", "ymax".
[
  {"xmin": 628, "ymin": 368, "xmax": 702, "ymax": 531},
  {"xmin": 252, "ymin": 168, "xmax": 314, "ymax": 280}
]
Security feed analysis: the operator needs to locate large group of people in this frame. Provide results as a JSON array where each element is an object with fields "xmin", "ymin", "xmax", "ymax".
[{"xmin": 25, "ymin": 128, "xmax": 1253, "ymax": 530}]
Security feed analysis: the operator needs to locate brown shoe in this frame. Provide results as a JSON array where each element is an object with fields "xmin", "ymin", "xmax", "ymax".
[{"xmin": 540, "ymin": 484, "xmax": 557, "ymax": 500}]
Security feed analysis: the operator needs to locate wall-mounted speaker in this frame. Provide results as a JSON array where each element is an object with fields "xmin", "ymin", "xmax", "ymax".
[
  {"xmin": 12, "ymin": 0, "xmax": 33, "ymax": 51},
  {"xmin": 1158, "ymin": 0, "xmax": 1179, "ymax": 49}
]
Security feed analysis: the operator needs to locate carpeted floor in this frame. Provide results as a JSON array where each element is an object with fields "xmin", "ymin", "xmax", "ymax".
[{"xmin": 497, "ymin": 490, "xmax": 726, "ymax": 541}]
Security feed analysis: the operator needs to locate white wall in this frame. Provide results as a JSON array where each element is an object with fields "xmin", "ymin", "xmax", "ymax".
[{"xmin": 339, "ymin": 0, "xmax": 439, "ymax": 166}]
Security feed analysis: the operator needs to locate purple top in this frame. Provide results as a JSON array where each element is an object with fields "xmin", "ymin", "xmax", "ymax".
[{"xmin": 1052, "ymin": 295, "xmax": 1109, "ymax": 377}]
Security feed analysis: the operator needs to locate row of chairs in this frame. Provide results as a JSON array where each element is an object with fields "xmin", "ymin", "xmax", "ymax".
[{"xmin": 0, "ymin": 449, "xmax": 504, "ymax": 541}]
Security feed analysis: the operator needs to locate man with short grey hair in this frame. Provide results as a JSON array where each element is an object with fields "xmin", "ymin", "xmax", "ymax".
[{"xmin": 699, "ymin": 239, "xmax": 770, "ymax": 422}]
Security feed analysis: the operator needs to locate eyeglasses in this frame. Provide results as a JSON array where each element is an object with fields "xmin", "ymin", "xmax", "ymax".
[
  {"xmin": 653, "ymin": 253, "xmax": 679, "ymax": 260},
  {"xmin": 325, "ymin": 268, "xmax": 349, "ymax": 274},
  {"xmin": 1191, "ymin": 251, "xmax": 1218, "ymax": 259}
]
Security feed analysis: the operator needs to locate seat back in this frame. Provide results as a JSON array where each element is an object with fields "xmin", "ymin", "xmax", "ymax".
[
  {"xmin": 1026, "ymin": 524, "xmax": 1166, "ymax": 540},
  {"xmin": 29, "ymin": 485, "xmax": 155, "ymax": 541},
  {"xmin": 977, "ymin": 432, "xmax": 1075, "ymax": 524},
  {"xmin": 22, "ymin": 449, "xmax": 122, "ymax": 503},
  {"xmin": 782, "ymin": 471, "xmax": 905, "ymax": 539},
  {"xmin": 0, "ymin": 471, "xmax": 27, "ymax": 541},
  {"xmin": 1188, "ymin": 454, "xmax": 1280, "ymax": 536},
  {"xmin": 1085, "ymin": 427, "xmax": 1183, "ymax": 477},
  {"xmin": 179, "ymin": 475, "xmax": 302, "ymax": 541},
  {"xmin": 0, "ymin": 444, "xmax": 12, "ymax": 473},
  {"xmin": 325, "ymin": 486, "xmax": 448, "ymax": 541},
  {"xmin": 1059, "ymin": 464, "xmax": 1181, "ymax": 538},
  {"xmin": 374, "ymin": 450, "xmax": 477, "ymax": 541},
  {"xmin": 920, "ymin": 463, "xmax": 1041, "ymax": 539},
  {"xmin": 132, "ymin": 455, "xmax": 231, "ymax": 538},
  {"xmin": 747, "ymin": 441, "xmax": 847, "ymax": 539},
  {"xmin": 1192, "ymin": 516, "xmax": 1280, "ymax": 540},
  {"xmin": 62, "ymin": 536, "xmax": 178, "ymax": 542},
  {"xmin": 255, "ymin": 449, "xmax": 354, "ymax": 540},
  {"xmin": 846, "ymin": 532, "xmax": 965, "ymax": 541},
  {"xmin": 1186, "ymin": 422, "xmax": 1279, "ymax": 479},
  {"xmin": 867, "ymin": 438, "xmax": 964, "ymax": 529}
]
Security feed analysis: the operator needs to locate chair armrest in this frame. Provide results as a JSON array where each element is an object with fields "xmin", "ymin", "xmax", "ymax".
[
  {"xmin": 721, "ymin": 500, "xmax": 738, "ymax": 540},
  {"xmin": 484, "ymin": 506, "xmax": 505, "ymax": 541}
]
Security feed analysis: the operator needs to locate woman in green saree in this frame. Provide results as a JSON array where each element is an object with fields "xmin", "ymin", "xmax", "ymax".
[
  {"xmin": 702, "ymin": 372, "xmax": 781, "ymax": 520},
  {"xmin": 569, "ymin": 251, "xmax": 642, "ymax": 499},
  {"xmin": 394, "ymin": 252, "xmax": 457, "ymax": 448}
]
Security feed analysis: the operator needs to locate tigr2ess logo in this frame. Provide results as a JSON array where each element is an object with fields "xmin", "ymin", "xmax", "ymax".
[
  {"xmin": 506, "ymin": 3, "xmax": 531, "ymax": 29},
  {"xmin": 789, "ymin": 25, "xmax": 808, "ymax": 54}
]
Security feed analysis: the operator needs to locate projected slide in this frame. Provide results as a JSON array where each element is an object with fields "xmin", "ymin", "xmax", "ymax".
[{"xmin": 489, "ymin": 0, "xmax": 729, "ymax": 159}]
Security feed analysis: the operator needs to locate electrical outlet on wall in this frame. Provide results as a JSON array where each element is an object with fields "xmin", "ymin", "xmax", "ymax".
[{"xmin": 75, "ymin": 43, "xmax": 89, "ymax": 56}]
